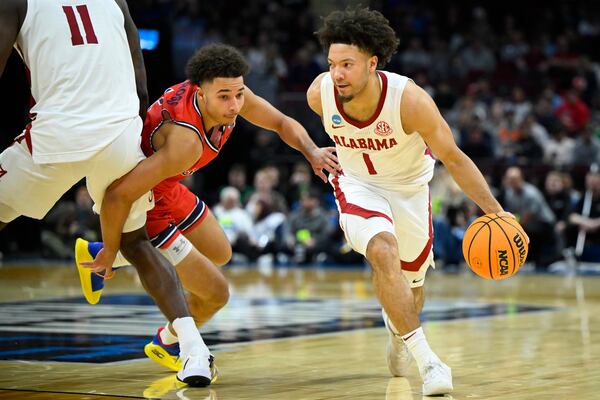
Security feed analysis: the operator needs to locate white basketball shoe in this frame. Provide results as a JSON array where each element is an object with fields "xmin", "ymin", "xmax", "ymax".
[
  {"xmin": 176, "ymin": 349, "xmax": 217, "ymax": 387},
  {"xmin": 421, "ymin": 359, "xmax": 453, "ymax": 396},
  {"xmin": 382, "ymin": 309, "xmax": 413, "ymax": 377}
]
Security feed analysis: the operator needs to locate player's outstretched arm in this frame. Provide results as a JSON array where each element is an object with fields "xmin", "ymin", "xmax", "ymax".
[
  {"xmin": 0, "ymin": 0, "xmax": 25, "ymax": 77},
  {"xmin": 240, "ymin": 84, "xmax": 340, "ymax": 182},
  {"xmin": 82, "ymin": 125, "xmax": 203, "ymax": 275},
  {"xmin": 402, "ymin": 81, "xmax": 503, "ymax": 215},
  {"xmin": 114, "ymin": 0, "xmax": 148, "ymax": 120}
]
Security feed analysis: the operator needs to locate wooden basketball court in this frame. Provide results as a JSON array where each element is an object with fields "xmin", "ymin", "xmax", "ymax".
[{"xmin": 0, "ymin": 262, "xmax": 598, "ymax": 399}]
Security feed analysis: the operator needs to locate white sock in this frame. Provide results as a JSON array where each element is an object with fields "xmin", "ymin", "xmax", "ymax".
[
  {"xmin": 402, "ymin": 327, "xmax": 438, "ymax": 372},
  {"xmin": 172, "ymin": 317, "xmax": 209, "ymax": 357},
  {"xmin": 159, "ymin": 322, "xmax": 179, "ymax": 345}
]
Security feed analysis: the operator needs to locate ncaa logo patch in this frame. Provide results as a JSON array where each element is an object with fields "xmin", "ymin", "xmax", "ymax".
[
  {"xmin": 374, "ymin": 121, "xmax": 392, "ymax": 136},
  {"xmin": 332, "ymin": 114, "xmax": 342, "ymax": 125}
]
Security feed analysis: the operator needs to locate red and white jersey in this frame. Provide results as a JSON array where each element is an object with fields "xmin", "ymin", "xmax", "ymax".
[
  {"xmin": 321, "ymin": 71, "xmax": 435, "ymax": 190},
  {"xmin": 15, "ymin": 0, "xmax": 139, "ymax": 163},
  {"xmin": 141, "ymin": 80, "xmax": 235, "ymax": 196}
]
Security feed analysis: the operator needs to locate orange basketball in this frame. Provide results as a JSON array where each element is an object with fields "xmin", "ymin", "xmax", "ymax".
[{"xmin": 462, "ymin": 213, "xmax": 529, "ymax": 280}]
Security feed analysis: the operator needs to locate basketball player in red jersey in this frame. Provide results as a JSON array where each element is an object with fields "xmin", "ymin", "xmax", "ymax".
[
  {"xmin": 77, "ymin": 44, "xmax": 340, "ymax": 373},
  {"xmin": 307, "ymin": 8, "xmax": 523, "ymax": 395},
  {"xmin": 0, "ymin": 0, "xmax": 216, "ymax": 387}
]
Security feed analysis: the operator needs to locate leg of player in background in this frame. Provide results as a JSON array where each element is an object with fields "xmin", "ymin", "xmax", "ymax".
[
  {"xmin": 120, "ymin": 227, "xmax": 214, "ymax": 386},
  {"xmin": 120, "ymin": 227, "xmax": 191, "ymax": 321},
  {"xmin": 367, "ymin": 232, "xmax": 452, "ymax": 396}
]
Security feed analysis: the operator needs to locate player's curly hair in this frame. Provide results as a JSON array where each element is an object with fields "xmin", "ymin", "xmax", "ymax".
[
  {"xmin": 317, "ymin": 7, "xmax": 399, "ymax": 68},
  {"xmin": 186, "ymin": 44, "xmax": 250, "ymax": 85}
]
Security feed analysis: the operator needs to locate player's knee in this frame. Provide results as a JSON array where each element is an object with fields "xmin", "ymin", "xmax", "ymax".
[
  {"xmin": 189, "ymin": 281, "xmax": 229, "ymax": 313},
  {"xmin": 207, "ymin": 272, "xmax": 230, "ymax": 308},
  {"xmin": 212, "ymin": 243, "xmax": 232, "ymax": 267},
  {"xmin": 366, "ymin": 233, "xmax": 398, "ymax": 269},
  {"xmin": 212, "ymin": 282, "xmax": 230, "ymax": 309}
]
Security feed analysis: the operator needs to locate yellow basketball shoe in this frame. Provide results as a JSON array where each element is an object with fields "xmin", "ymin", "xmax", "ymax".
[
  {"xmin": 74, "ymin": 238, "xmax": 105, "ymax": 305},
  {"xmin": 145, "ymin": 327, "xmax": 219, "ymax": 383},
  {"xmin": 144, "ymin": 327, "xmax": 183, "ymax": 372}
]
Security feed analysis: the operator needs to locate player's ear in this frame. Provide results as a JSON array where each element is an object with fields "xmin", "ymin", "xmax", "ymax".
[
  {"xmin": 369, "ymin": 55, "xmax": 378, "ymax": 72},
  {"xmin": 197, "ymin": 86, "xmax": 205, "ymax": 99}
]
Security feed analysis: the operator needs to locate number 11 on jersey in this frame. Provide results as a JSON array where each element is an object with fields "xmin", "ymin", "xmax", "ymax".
[
  {"xmin": 362, "ymin": 153, "xmax": 377, "ymax": 175},
  {"xmin": 62, "ymin": 5, "xmax": 98, "ymax": 46}
]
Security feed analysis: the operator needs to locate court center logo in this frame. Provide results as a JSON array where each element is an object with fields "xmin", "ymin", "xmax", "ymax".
[{"xmin": 374, "ymin": 121, "xmax": 392, "ymax": 136}]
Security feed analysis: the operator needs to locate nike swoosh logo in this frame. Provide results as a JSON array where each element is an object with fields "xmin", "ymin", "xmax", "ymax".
[
  {"xmin": 412, "ymin": 278, "xmax": 423, "ymax": 283},
  {"xmin": 331, "ymin": 124, "xmax": 345, "ymax": 129}
]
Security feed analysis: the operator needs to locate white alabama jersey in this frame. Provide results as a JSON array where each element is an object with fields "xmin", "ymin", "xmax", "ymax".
[
  {"xmin": 321, "ymin": 71, "xmax": 435, "ymax": 190},
  {"xmin": 14, "ymin": 0, "xmax": 139, "ymax": 163}
]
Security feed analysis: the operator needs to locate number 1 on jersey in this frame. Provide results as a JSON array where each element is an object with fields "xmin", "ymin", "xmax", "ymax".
[
  {"xmin": 62, "ymin": 5, "xmax": 98, "ymax": 46},
  {"xmin": 362, "ymin": 153, "xmax": 378, "ymax": 175}
]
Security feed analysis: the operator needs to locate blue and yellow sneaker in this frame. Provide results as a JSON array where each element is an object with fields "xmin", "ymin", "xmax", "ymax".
[
  {"xmin": 74, "ymin": 238, "xmax": 106, "ymax": 305},
  {"xmin": 144, "ymin": 327, "xmax": 219, "ymax": 383},
  {"xmin": 144, "ymin": 327, "xmax": 183, "ymax": 372}
]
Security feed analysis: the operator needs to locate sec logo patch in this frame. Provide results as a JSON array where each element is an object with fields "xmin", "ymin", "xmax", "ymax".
[{"xmin": 375, "ymin": 121, "xmax": 392, "ymax": 136}]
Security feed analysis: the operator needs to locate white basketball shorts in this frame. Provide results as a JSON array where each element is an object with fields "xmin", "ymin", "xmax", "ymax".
[
  {"xmin": 0, "ymin": 117, "xmax": 153, "ymax": 232},
  {"xmin": 330, "ymin": 173, "xmax": 434, "ymax": 287}
]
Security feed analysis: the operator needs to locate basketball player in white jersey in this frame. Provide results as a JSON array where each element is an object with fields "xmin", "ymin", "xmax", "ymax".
[
  {"xmin": 308, "ymin": 8, "xmax": 521, "ymax": 395},
  {"xmin": 0, "ymin": 0, "xmax": 215, "ymax": 386}
]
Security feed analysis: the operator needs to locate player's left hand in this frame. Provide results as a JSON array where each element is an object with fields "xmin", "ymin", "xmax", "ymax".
[
  {"xmin": 81, "ymin": 248, "xmax": 116, "ymax": 280},
  {"xmin": 307, "ymin": 146, "xmax": 341, "ymax": 183}
]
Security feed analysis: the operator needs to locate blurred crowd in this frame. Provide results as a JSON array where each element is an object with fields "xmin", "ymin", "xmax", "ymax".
[{"xmin": 1, "ymin": 0, "xmax": 600, "ymax": 267}]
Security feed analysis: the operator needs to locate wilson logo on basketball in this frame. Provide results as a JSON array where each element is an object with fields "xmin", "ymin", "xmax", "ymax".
[
  {"xmin": 497, "ymin": 250, "xmax": 509, "ymax": 275},
  {"xmin": 513, "ymin": 234, "xmax": 526, "ymax": 266},
  {"xmin": 374, "ymin": 121, "xmax": 392, "ymax": 136}
]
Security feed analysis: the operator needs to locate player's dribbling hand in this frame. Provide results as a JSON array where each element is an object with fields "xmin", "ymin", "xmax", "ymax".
[
  {"xmin": 496, "ymin": 211, "xmax": 530, "ymax": 244},
  {"xmin": 307, "ymin": 146, "xmax": 342, "ymax": 183},
  {"xmin": 81, "ymin": 248, "xmax": 116, "ymax": 280}
]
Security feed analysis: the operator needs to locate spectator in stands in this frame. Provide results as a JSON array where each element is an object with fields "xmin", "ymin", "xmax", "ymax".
[
  {"xmin": 460, "ymin": 38, "xmax": 496, "ymax": 78},
  {"xmin": 543, "ymin": 124, "xmax": 575, "ymax": 168},
  {"xmin": 544, "ymin": 171, "xmax": 574, "ymax": 255},
  {"xmin": 246, "ymin": 168, "xmax": 288, "ymax": 216},
  {"xmin": 401, "ymin": 37, "xmax": 431, "ymax": 75},
  {"xmin": 287, "ymin": 162, "xmax": 312, "ymax": 207},
  {"xmin": 567, "ymin": 170, "xmax": 600, "ymax": 262},
  {"xmin": 509, "ymin": 87, "xmax": 532, "ymax": 125},
  {"xmin": 213, "ymin": 187, "xmax": 259, "ymax": 262},
  {"xmin": 572, "ymin": 126, "xmax": 600, "ymax": 166},
  {"xmin": 555, "ymin": 89, "xmax": 590, "ymax": 134},
  {"xmin": 514, "ymin": 116, "xmax": 544, "ymax": 164},
  {"xmin": 501, "ymin": 167, "xmax": 557, "ymax": 268},
  {"xmin": 227, "ymin": 164, "xmax": 253, "ymax": 205},
  {"xmin": 287, "ymin": 187, "xmax": 332, "ymax": 264},
  {"xmin": 460, "ymin": 116, "xmax": 495, "ymax": 161}
]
